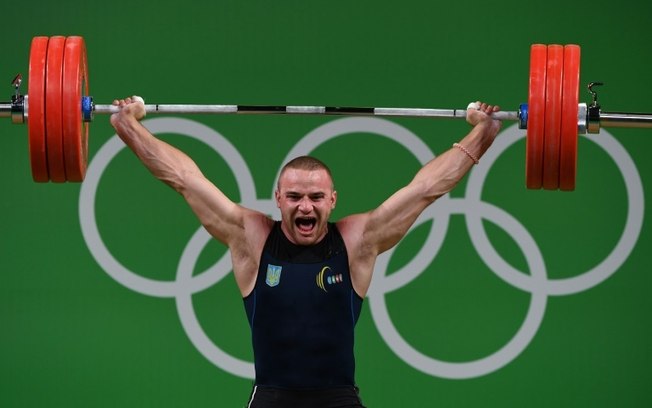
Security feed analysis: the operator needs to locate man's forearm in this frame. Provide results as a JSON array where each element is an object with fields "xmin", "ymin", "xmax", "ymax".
[{"xmin": 114, "ymin": 117, "xmax": 202, "ymax": 193}]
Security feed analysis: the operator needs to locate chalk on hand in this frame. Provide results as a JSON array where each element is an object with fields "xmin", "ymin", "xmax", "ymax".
[{"xmin": 467, "ymin": 101, "xmax": 481, "ymax": 110}]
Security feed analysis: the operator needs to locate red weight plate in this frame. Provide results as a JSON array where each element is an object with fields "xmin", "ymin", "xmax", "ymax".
[
  {"xmin": 560, "ymin": 45, "xmax": 581, "ymax": 191},
  {"xmin": 28, "ymin": 36, "xmax": 50, "ymax": 182},
  {"xmin": 526, "ymin": 44, "xmax": 547, "ymax": 189},
  {"xmin": 62, "ymin": 36, "xmax": 89, "ymax": 182},
  {"xmin": 45, "ymin": 36, "xmax": 67, "ymax": 182},
  {"xmin": 542, "ymin": 44, "xmax": 564, "ymax": 190}
]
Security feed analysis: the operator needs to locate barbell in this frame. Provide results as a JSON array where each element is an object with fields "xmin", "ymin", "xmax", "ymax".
[{"xmin": 1, "ymin": 36, "xmax": 651, "ymax": 189}]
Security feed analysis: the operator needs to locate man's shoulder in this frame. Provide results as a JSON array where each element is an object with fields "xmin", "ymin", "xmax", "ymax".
[
  {"xmin": 226, "ymin": 208, "xmax": 274, "ymax": 250},
  {"xmin": 335, "ymin": 213, "xmax": 370, "ymax": 235}
]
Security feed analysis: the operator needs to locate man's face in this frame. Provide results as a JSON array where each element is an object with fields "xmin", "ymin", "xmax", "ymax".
[{"xmin": 275, "ymin": 167, "xmax": 337, "ymax": 246}]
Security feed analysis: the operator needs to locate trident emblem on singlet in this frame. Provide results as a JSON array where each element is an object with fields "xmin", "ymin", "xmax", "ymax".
[{"xmin": 265, "ymin": 264, "xmax": 282, "ymax": 287}]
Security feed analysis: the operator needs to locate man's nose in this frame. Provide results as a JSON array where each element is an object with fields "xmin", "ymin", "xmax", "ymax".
[{"xmin": 298, "ymin": 197, "xmax": 312, "ymax": 212}]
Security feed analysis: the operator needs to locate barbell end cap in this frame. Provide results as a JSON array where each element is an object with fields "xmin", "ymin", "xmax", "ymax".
[
  {"xmin": 82, "ymin": 96, "xmax": 94, "ymax": 122},
  {"xmin": 518, "ymin": 103, "xmax": 528, "ymax": 129}
]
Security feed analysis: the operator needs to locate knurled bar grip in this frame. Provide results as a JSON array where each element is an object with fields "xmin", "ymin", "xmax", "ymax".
[{"xmin": 92, "ymin": 104, "xmax": 521, "ymax": 121}]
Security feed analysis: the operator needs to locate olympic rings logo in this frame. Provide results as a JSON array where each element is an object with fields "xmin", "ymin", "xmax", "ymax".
[{"xmin": 78, "ymin": 117, "xmax": 644, "ymax": 380}]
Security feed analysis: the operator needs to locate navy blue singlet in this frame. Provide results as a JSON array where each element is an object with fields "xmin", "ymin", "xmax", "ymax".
[{"xmin": 243, "ymin": 221, "xmax": 363, "ymax": 389}]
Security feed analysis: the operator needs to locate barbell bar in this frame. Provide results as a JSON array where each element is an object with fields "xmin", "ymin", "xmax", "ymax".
[{"xmin": 1, "ymin": 36, "xmax": 652, "ymax": 189}]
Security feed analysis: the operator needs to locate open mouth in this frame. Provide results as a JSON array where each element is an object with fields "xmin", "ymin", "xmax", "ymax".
[{"xmin": 295, "ymin": 217, "xmax": 317, "ymax": 233}]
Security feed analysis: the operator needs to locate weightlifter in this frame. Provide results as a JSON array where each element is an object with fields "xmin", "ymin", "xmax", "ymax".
[{"xmin": 109, "ymin": 97, "xmax": 502, "ymax": 408}]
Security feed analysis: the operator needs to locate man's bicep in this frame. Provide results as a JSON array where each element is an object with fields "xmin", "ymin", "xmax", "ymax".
[
  {"xmin": 366, "ymin": 185, "xmax": 431, "ymax": 253},
  {"xmin": 182, "ymin": 175, "xmax": 246, "ymax": 244}
]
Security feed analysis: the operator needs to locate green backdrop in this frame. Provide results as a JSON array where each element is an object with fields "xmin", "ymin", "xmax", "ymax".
[{"xmin": 1, "ymin": 1, "xmax": 650, "ymax": 407}]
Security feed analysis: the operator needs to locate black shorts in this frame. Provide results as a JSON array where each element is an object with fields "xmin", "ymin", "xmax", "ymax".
[{"xmin": 246, "ymin": 385, "xmax": 366, "ymax": 408}]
